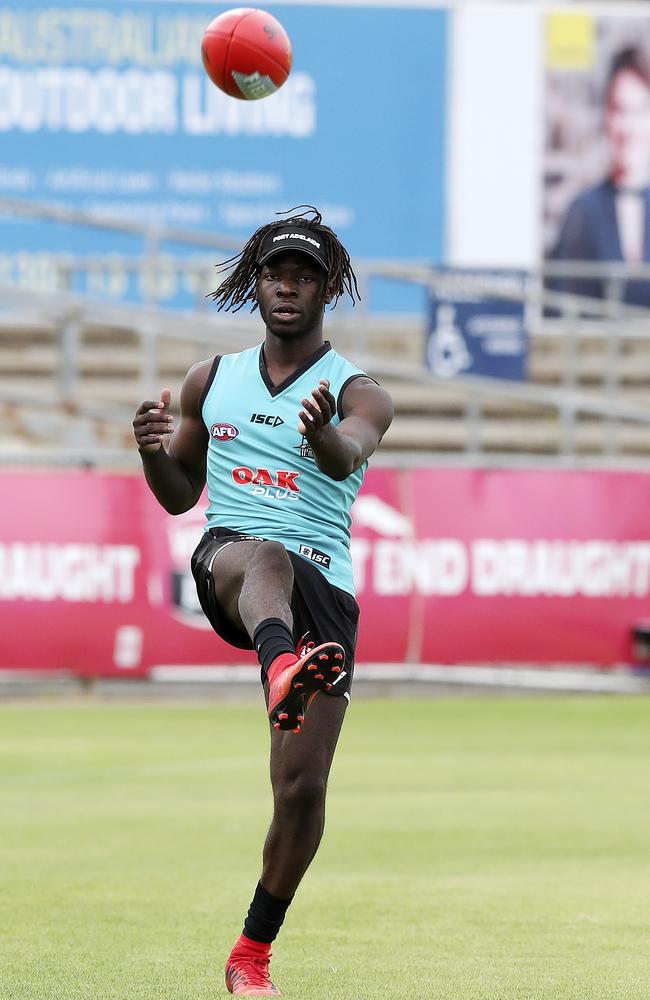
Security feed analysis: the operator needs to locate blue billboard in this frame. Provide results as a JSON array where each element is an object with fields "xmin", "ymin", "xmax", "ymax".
[{"xmin": 0, "ymin": 1, "xmax": 448, "ymax": 309}]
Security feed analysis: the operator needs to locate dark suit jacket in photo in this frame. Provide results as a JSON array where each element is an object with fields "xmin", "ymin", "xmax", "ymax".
[{"xmin": 549, "ymin": 179, "xmax": 650, "ymax": 306}]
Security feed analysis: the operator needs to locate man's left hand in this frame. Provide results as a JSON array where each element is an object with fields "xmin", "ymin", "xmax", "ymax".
[{"xmin": 298, "ymin": 379, "xmax": 337, "ymax": 436}]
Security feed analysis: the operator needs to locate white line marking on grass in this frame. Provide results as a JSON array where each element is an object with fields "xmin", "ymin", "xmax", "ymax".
[{"xmin": 150, "ymin": 663, "xmax": 650, "ymax": 694}]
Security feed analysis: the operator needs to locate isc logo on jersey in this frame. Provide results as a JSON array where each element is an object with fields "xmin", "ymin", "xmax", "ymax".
[
  {"xmin": 251, "ymin": 413, "xmax": 284, "ymax": 427},
  {"xmin": 232, "ymin": 466, "xmax": 300, "ymax": 500}
]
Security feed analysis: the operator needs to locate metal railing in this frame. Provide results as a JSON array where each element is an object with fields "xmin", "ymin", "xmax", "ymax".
[{"xmin": 3, "ymin": 196, "xmax": 650, "ymax": 465}]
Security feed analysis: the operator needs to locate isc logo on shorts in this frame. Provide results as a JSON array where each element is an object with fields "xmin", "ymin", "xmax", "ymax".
[
  {"xmin": 299, "ymin": 544, "xmax": 332, "ymax": 568},
  {"xmin": 211, "ymin": 423, "xmax": 239, "ymax": 442},
  {"xmin": 232, "ymin": 466, "xmax": 300, "ymax": 500}
]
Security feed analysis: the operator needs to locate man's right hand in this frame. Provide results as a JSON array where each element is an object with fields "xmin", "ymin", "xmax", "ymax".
[{"xmin": 133, "ymin": 387, "xmax": 175, "ymax": 454}]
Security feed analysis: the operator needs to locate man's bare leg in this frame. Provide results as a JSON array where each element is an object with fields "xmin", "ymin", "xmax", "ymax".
[
  {"xmin": 263, "ymin": 693, "xmax": 347, "ymax": 897},
  {"xmin": 211, "ymin": 540, "xmax": 349, "ymax": 994},
  {"xmin": 211, "ymin": 538, "xmax": 345, "ymax": 733},
  {"xmin": 210, "ymin": 539, "xmax": 295, "ymax": 637}
]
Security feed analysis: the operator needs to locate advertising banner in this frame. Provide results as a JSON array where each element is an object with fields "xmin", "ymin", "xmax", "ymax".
[
  {"xmin": 2, "ymin": 467, "xmax": 650, "ymax": 674},
  {"xmin": 544, "ymin": 10, "xmax": 650, "ymax": 306},
  {"xmin": 409, "ymin": 468, "xmax": 650, "ymax": 665},
  {"xmin": 0, "ymin": 471, "xmax": 149, "ymax": 675},
  {"xmin": 0, "ymin": 1, "xmax": 448, "ymax": 310},
  {"xmin": 138, "ymin": 486, "xmax": 252, "ymax": 668}
]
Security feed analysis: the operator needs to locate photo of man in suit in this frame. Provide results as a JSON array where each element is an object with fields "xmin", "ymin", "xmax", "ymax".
[{"xmin": 549, "ymin": 45, "xmax": 650, "ymax": 306}]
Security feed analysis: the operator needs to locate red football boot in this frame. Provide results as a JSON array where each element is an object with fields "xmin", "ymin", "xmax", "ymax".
[
  {"xmin": 225, "ymin": 954, "xmax": 281, "ymax": 996},
  {"xmin": 225, "ymin": 936, "xmax": 280, "ymax": 996},
  {"xmin": 267, "ymin": 641, "xmax": 346, "ymax": 733}
]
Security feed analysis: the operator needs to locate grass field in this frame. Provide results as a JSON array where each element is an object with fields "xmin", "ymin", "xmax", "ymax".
[{"xmin": 2, "ymin": 694, "xmax": 650, "ymax": 1000}]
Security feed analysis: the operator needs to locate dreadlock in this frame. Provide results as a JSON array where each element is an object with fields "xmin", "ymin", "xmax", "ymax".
[{"xmin": 210, "ymin": 205, "xmax": 360, "ymax": 313}]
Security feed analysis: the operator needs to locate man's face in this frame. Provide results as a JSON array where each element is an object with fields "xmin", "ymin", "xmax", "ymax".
[
  {"xmin": 606, "ymin": 68, "xmax": 650, "ymax": 186},
  {"xmin": 256, "ymin": 251, "xmax": 331, "ymax": 338}
]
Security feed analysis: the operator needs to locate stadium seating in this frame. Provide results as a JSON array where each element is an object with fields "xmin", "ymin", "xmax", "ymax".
[{"xmin": 2, "ymin": 290, "xmax": 650, "ymax": 461}]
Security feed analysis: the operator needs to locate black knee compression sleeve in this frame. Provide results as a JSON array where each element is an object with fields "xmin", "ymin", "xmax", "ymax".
[{"xmin": 253, "ymin": 618, "xmax": 295, "ymax": 674}]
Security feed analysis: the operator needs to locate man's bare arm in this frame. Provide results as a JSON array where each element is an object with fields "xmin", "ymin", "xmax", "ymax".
[
  {"xmin": 133, "ymin": 359, "xmax": 211, "ymax": 514},
  {"xmin": 299, "ymin": 376, "xmax": 393, "ymax": 481}
]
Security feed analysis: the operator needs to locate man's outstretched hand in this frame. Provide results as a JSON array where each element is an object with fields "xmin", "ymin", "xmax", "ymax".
[
  {"xmin": 298, "ymin": 378, "xmax": 336, "ymax": 436},
  {"xmin": 133, "ymin": 387, "xmax": 174, "ymax": 453}
]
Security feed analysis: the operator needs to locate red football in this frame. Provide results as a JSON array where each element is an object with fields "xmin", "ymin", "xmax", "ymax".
[{"xmin": 201, "ymin": 8, "xmax": 292, "ymax": 100}]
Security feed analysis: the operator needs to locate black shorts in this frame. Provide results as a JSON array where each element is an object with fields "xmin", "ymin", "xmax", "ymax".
[{"xmin": 191, "ymin": 527, "xmax": 360, "ymax": 698}]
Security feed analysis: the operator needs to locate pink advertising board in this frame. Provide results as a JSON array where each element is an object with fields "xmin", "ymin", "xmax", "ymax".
[
  {"xmin": 0, "ymin": 471, "xmax": 148, "ymax": 675},
  {"xmin": 408, "ymin": 469, "xmax": 650, "ymax": 665},
  {"xmin": 1, "ymin": 467, "xmax": 649, "ymax": 673}
]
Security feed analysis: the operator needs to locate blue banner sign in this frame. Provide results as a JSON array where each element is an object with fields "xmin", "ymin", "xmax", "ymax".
[
  {"xmin": 426, "ymin": 270, "xmax": 529, "ymax": 381},
  {"xmin": 0, "ymin": 2, "xmax": 448, "ymax": 309}
]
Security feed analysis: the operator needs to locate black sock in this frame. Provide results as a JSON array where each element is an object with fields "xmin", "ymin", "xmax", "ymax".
[
  {"xmin": 252, "ymin": 618, "xmax": 295, "ymax": 675},
  {"xmin": 242, "ymin": 881, "xmax": 293, "ymax": 944}
]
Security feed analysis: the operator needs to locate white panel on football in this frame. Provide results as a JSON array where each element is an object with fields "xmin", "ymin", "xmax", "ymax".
[{"xmin": 447, "ymin": 2, "xmax": 544, "ymax": 268}]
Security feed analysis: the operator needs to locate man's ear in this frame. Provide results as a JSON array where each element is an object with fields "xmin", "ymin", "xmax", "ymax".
[{"xmin": 323, "ymin": 282, "xmax": 335, "ymax": 305}]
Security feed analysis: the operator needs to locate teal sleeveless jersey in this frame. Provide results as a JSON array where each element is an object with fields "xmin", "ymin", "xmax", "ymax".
[{"xmin": 201, "ymin": 342, "xmax": 369, "ymax": 596}]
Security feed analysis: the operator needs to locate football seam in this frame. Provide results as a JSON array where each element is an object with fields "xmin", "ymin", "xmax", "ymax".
[{"xmin": 222, "ymin": 9, "xmax": 261, "ymax": 93}]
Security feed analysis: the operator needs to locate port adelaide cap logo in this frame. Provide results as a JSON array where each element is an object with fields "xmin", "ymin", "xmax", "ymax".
[{"xmin": 256, "ymin": 226, "xmax": 329, "ymax": 271}]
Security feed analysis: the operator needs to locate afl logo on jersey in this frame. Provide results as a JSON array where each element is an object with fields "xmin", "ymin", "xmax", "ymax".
[{"xmin": 211, "ymin": 423, "xmax": 239, "ymax": 442}]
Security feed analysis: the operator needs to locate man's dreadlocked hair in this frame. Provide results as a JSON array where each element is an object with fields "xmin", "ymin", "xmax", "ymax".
[{"xmin": 210, "ymin": 206, "xmax": 360, "ymax": 313}]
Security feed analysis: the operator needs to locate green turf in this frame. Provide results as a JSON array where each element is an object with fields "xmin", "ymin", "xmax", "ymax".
[{"xmin": 1, "ymin": 695, "xmax": 650, "ymax": 999}]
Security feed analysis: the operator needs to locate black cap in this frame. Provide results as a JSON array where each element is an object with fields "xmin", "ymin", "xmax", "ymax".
[{"xmin": 257, "ymin": 226, "xmax": 329, "ymax": 271}]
